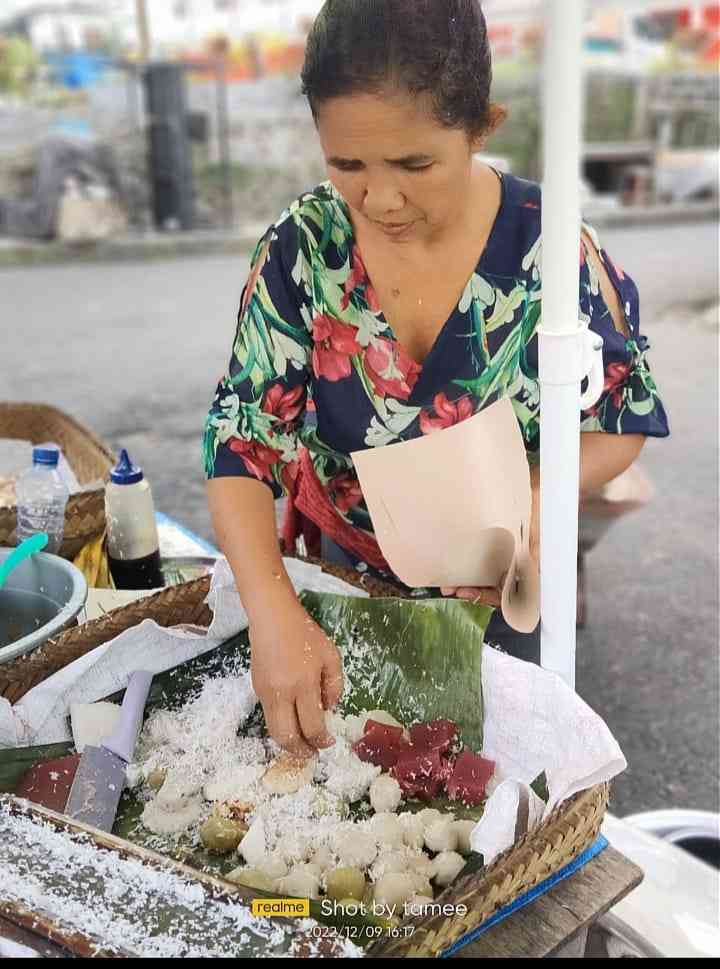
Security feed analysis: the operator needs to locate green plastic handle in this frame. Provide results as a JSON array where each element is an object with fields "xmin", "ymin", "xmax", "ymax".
[{"xmin": 0, "ymin": 533, "xmax": 49, "ymax": 590}]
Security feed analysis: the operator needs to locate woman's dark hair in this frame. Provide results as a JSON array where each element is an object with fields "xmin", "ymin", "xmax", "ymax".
[{"xmin": 301, "ymin": 0, "xmax": 505, "ymax": 139}]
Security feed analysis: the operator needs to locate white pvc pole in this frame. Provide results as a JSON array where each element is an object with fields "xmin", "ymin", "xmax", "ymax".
[{"xmin": 539, "ymin": 0, "xmax": 585, "ymax": 688}]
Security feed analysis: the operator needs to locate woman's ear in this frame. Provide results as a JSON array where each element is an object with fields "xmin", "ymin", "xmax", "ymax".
[
  {"xmin": 472, "ymin": 103, "xmax": 508, "ymax": 154},
  {"xmin": 470, "ymin": 132, "xmax": 486, "ymax": 154}
]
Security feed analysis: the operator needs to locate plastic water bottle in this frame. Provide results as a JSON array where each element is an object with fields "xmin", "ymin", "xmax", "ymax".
[{"xmin": 16, "ymin": 446, "xmax": 70, "ymax": 555}]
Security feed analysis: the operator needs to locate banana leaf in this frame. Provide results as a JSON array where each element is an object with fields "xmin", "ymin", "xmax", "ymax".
[
  {"xmin": 0, "ymin": 593, "xmax": 493, "ymax": 941},
  {"xmin": 302, "ymin": 593, "xmax": 492, "ymax": 751}
]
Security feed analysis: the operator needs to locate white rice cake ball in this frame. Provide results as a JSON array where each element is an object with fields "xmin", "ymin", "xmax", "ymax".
[
  {"xmin": 311, "ymin": 843, "xmax": 336, "ymax": 873},
  {"xmin": 408, "ymin": 872, "xmax": 434, "ymax": 898},
  {"xmin": 369, "ymin": 812, "xmax": 405, "ymax": 848},
  {"xmin": 370, "ymin": 849, "xmax": 413, "ymax": 881},
  {"xmin": 263, "ymin": 851, "xmax": 289, "ymax": 881},
  {"xmin": 405, "ymin": 850, "xmax": 434, "ymax": 879},
  {"xmin": 398, "ymin": 812, "xmax": 425, "ymax": 850},
  {"xmin": 321, "ymin": 742, "xmax": 381, "ymax": 802},
  {"xmin": 431, "ymin": 851, "xmax": 466, "ymax": 887},
  {"xmin": 261, "ymin": 753, "xmax": 317, "ymax": 796},
  {"xmin": 417, "ymin": 808, "xmax": 445, "ymax": 831},
  {"xmin": 369, "ymin": 775, "xmax": 402, "ymax": 814},
  {"xmin": 332, "ymin": 828, "xmax": 378, "ymax": 870},
  {"xmin": 424, "ymin": 819, "xmax": 459, "ymax": 854},
  {"xmin": 451, "ymin": 820, "xmax": 477, "ymax": 856},
  {"xmin": 278, "ymin": 866, "xmax": 321, "ymax": 900},
  {"xmin": 238, "ymin": 817, "xmax": 268, "ymax": 867},
  {"xmin": 141, "ymin": 795, "xmax": 203, "ymax": 835},
  {"xmin": 373, "ymin": 872, "xmax": 417, "ymax": 911},
  {"xmin": 277, "ymin": 832, "xmax": 313, "ymax": 865}
]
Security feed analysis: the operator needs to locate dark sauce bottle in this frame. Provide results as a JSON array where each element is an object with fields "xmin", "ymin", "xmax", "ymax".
[{"xmin": 105, "ymin": 449, "xmax": 165, "ymax": 591}]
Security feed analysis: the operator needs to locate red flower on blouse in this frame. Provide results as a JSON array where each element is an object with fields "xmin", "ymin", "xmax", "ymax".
[
  {"xmin": 603, "ymin": 361, "xmax": 633, "ymax": 409},
  {"xmin": 342, "ymin": 245, "xmax": 381, "ymax": 313},
  {"xmin": 312, "ymin": 314, "xmax": 362, "ymax": 382},
  {"xmin": 228, "ymin": 437, "xmax": 281, "ymax": 482},
  {"xmin": 364, "ymin": 337, "xmax": 422, "ymax": 400},
  {"xmin": 329, "ymin": 471, "xmax": 364, "ymax": 513},
  {"xmin": 263, "ymin": 383, "xmax": 305, "ymax": 425},
  {"xmin": 420, "ymin": 392, "xmax": 474, "ymax": 435}
]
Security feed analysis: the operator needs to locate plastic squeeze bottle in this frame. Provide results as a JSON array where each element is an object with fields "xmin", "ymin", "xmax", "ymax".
[{"xmin": 105, "ymin": 449, "xmax": 164, "ymax": 590}]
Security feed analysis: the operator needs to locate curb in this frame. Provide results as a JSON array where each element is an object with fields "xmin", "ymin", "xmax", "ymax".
[
  {"xmin": 584, "ymin": 201, "xmax": 719, "ymax": 229},
  {"xmin": 0, "ymin": 228, "xmax": 262, "ymax": 269}
]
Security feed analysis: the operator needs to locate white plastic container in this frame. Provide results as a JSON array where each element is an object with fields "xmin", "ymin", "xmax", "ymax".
[{"xmin": 105, "ymin": 449, "xmax": 164, "ymax": 590}]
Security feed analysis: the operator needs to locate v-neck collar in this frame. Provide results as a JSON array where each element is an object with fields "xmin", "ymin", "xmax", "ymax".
[{"xmin": 329, "ymin": 168, "xmax": 508, "ymax": 371}]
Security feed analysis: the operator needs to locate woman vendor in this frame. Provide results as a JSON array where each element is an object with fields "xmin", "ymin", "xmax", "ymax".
[{"xmin": 203, "ymin": 0, "xmax": 669, "ymax": 759}]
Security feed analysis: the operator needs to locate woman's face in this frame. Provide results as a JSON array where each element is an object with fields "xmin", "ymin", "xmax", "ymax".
[{"xmin": 315, "ymin": 88, "xmax": 481, "ymax": 244}]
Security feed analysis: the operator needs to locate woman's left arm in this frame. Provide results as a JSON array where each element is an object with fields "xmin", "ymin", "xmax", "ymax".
[
  {"xmin": 528, "ymin": 432, "xmax": 644, "ymax": 563},
  {"xmin": 580, "ymin": 431, "xmax": 645, "ymax": 494},
  {"xmin": 576, "ymin": 227, "xmax": 648, "ymax": 492}
]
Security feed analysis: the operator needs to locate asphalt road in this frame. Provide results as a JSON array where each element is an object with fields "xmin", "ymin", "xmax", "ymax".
[{"xmin": 2, "ymin": 219, "xmax": 718, "ymax": 817}]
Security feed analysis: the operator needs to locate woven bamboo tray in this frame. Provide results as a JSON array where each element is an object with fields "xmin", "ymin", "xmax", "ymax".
[
  {"xmin": 0, "ymin": 564, "xmax": 609, "ymax": 956},
  {"xmin": 0, "ymin": 402, "xmax": 115, "ymax": 560}
]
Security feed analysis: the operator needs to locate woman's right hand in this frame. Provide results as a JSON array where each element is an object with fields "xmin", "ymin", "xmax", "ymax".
[{"xmin": 250, "ymin": 600, "xmax": 344, "ymax": 759}]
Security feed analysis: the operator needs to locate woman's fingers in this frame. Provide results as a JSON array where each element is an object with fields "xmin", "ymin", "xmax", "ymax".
[
  {"xmin": 321, "ymin": 648, "xmax": 344, "ymax": 712},
  {"xmin": 440, "ymin": 587, "xmax": 458, "ymax": 597},
  {"xmin": 455, "ymin": 587, "xmax": 502, "ymax": 608},
  {"xmin": 266, "ymin": 696, "xmax": 315, "ymax": 759},
  {"xmin": 296, "ymin": 688, "xmax": 334, "ymax": 750}
]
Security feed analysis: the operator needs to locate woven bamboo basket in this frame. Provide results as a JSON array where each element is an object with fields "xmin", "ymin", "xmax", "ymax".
[
  {"xmin": 0, "ymin": 402, "xmax": 115, "ymax": 560},
  {"xmin": 0, "ymin": 563, "xmax": 609, "ymax": 956}
]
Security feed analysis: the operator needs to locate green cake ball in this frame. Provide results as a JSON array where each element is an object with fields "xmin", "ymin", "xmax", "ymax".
[{"xmin": 325, "ymin": 866, "xmax": 367, "ymax": 902}]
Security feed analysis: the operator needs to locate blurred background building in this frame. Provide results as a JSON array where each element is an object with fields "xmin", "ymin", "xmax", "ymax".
[{"xmin": 0, "ymin": 0, "xmax": 717, "ymax": 238}]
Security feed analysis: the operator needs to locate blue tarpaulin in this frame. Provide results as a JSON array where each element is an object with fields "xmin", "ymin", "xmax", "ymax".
[{"xmin": 44, "ymin": 51, "xmax": 110, "ymax": 89}]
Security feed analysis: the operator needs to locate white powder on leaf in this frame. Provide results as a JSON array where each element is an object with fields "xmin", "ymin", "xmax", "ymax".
[{"xmin": 316, "ymin": 737, "xmax": 381, "ymax": 803}]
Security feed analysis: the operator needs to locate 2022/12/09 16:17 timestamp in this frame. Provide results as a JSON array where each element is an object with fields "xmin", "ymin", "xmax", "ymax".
[{"xmin": 309, "ymin": 924, "xmax": 416, "ymax": 941}]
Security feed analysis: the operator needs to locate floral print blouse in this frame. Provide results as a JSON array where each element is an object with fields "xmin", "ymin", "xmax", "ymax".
[{"xmin": 203, "ymin": 173, "xmax": 669, "ymax": 562}]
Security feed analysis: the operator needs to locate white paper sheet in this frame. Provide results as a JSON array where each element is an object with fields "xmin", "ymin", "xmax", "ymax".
[
  {"xmin": 470, "ymin": 647, "xmax": 627, "ymax": 863},
  {"xmin": 352, "ymin": 397, "xmax": 540, "ymax": 633}
]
